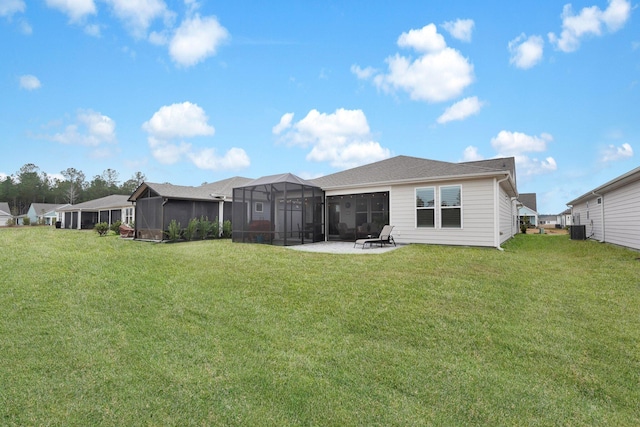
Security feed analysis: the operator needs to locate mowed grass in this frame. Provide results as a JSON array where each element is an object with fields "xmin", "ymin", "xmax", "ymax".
[{"xmin": 1, "ymin": 227, "xmax": 639, "ymax": 426}]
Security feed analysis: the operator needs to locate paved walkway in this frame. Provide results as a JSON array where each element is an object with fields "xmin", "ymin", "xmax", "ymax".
[{"xmin": 288, "ymin": 241, "xmax": 402, "ymax": 254}]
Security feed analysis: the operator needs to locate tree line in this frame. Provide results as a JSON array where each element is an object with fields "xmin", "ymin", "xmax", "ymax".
[{"xmin": 1, "ymin": 163, "xmax": 146, "ymax": 215}]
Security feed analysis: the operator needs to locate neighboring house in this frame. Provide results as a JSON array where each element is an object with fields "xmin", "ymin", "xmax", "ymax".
[
  {"xmin": 129, "ymin": 176, "xmax": 252, "ymax": 241},
  {"xmin": 22, "ymin": 203, "xmax": 70, "ymax": 225},
  {"xmin": 57, "ymin": 195, "xmax": 134, "ymax": 230},
  {"xmin": 538, "ymin": 214, "xmax": 558, "ymax": 226},
  {"xmin": 566, "ymin": 165, "xmax": 640, "ymax": 250},
  {"xmin": 517, "ymin": 193, "xmax": 538, "ymax": 227},
  {"xmin": 233, "ymin": 155, "xmax": 520, "ymax": 249},
  {"xmin": 560, "ymin": 208, "xmax": 572, "ymax": 228},
  {"xmin": 0, "ymin": 202, "xmax": 13, "ymax": 226}
]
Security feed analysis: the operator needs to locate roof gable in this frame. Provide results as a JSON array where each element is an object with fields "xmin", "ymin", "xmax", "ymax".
[
  {"xmin": 129, "ymin": 176, "xmax": 254, "ymax": 202},
  {"xmin": 0, "ymin": 202, "xmax": 11, "ymax": 215},
  {"xmin": 241, "ymin": 173, "xmax": 319, "ymax": 188},
  {"xmin": 59, "ymin": 194, "xmax": 132, "ymax": 211}
]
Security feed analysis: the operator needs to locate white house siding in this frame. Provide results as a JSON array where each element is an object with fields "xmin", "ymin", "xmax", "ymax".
[
  {"xmin": 603, "ymin": 180, "xmax": 640, "ymax": 250},
  {"xmin": 499, "ymin": 186, "xmax": 516, "ymax": 245},
  {"xmin": 390, "ymin": 178, "xmax": 497, "ymax": 247},
  {"xmin": 571, "ymin": 196, "xmax": 602, "ymax": 240}
]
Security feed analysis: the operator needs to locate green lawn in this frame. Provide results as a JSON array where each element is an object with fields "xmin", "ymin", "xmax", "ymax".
[{"xmin": 1, "ymin": 227, "xmax": 639, "ymax": 426}]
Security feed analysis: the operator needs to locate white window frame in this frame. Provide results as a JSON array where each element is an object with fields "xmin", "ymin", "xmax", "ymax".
[
  {"xmin": 440, "ymin": 185, "xmax": 462, "ymax": 229},
  {"xmin": 415, "ymin": 187, "xmax": 436, "ymax": 228},
  {"xmin": 255, "ymin": 202, "xmax": 263, "ymax": 213}
]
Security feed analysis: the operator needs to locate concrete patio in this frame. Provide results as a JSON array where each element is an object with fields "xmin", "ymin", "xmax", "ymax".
[{"xmin": 288, "ymin": 241, "xmax": 402, "ymax": 254}]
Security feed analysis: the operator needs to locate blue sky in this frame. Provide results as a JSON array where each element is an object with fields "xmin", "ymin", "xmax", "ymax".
[{"xmin": 1, "ymin": 0, "xmax": 637, "ymax": 214}]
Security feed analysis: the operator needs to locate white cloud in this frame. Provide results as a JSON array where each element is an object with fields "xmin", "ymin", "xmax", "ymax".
[
  {"xmin": 350, "ymin": 65, "xmax": 376, "ymax": 80},
  {"xmin": 355, "ymin": 24, "xmax": 474, "ymax": 103},
  {"xmin": 45, "ymin": 0, "xmax": 96, "ymax": 22},
  {"xmin": 397, "ymin": 23, "xmax": 446, "ymax": 52},
  {"xmin": 272, "ymin": 113, "xmax": 294, "ymax": 135},
  {"xmin": 50, "ymin": 110, "xmax": 116, "ymax": 147},
  {"xmin": 19, "ymin": 74, "xmax": 41, "ymax": 90},
  {"xmin": 0, "ymin": 0, "xmax": 25, "ymax": 17},
  {"xmin": 462, "ymin": 146, "xmax": 484, "ymax": 161},
  {"xmin": 601, "ymin": 142, "xmax": 633, "ymax": 162},
  {"xmin": 104, "ymin": 0, "xmax": 172, "ymax": 39},
  {"xmin": 509, "ymin": 34, "xmax": 544, "ymax": 69},
  {"xmin": 188, "ymin": 147, "xmax": 250, "ymax": 171},
  {"xmin": 142, "ymin": 101, "xmax": 214, "ymax": 139},
  {"xmin": 143, "ymin": 102, "xmax": 248, "ymax": 170},
  {"xmin": 274, "ymin": 108, "xmax": 391, "ymax": 169},
  {"xmin": 491, "ymin": 130, "xmax": 552, "ymax": 155},
  {"xmin": 84, "ymin": 23, "xmax": 100, "ymax": 36},
  {"xmin": 147, "ymin": 136, "xmax": 191, "ymax": 165},
  {"xmin": 491, "ymin": 130, "xmax": 557, "ymax": 176},
  {"xmin": 437, "ymin": 96, "xmax": 483, "ymax": 124},
  {"xmin": 442, "ymin": 19, "xmax": 474, "ymax": 42},
  {"xmin": 169, "ymin": 14, "xmax": 229, "ymax": 67},
  {"xmin": 548, "ymin": 0, "xmax": 631, "ymax": 52}
]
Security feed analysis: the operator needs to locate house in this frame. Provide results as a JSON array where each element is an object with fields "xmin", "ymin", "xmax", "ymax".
[
  {"xmin": 566, "ymin": 165, "xmax": 640, "ymax": 250},
  {"xmin": 0, "ymin": 202, "xmax": 13, "ymax": 226},
  {"xmin": 21, "ymin": 203, "xmax": 70, "ymax": 225},
  {"xmin": 129, "ymin": 176, "xmax": 252, "ymax": 241},
  {"xmin": 538, "ymin": 214, "xmax": 558, "ymax": 226},
  {"xmin": 57, "ymin": 194, "xmax": 134, "ymax": 230},
  {"xmin": 517, "ymin": 193, "xmax": 538, "ymax": 227},
  {"xmin": 560, "ymin": 208, "xmax": 572, "ymax": 228},
  {"xmin": 233, "ymin": 155, "xmax": 520, "ymax": 249}
]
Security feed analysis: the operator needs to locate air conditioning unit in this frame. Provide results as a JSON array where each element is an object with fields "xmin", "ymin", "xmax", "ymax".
[{"xmin": 570, "ymin": 225, "xmax": 586, "ymax": 240}]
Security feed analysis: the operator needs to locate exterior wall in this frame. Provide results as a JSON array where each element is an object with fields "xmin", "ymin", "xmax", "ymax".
[
  {"xmin": 0, "ymin": 214, "xmax": 12, "ymax": 226},
  {"xmin": 499, "ymin": 186, "xmax": 516, "ymax": 245},
  {"xmin": 571, "ymin": 196, "xmax": 602, "ymax": 240},
  {"xmin": 602, "ymin": 179, "xmax": 640, "ymax": 250},
  {"xmin": 389, "ymin": 178, "xmax": 497, "ymax": 247}
]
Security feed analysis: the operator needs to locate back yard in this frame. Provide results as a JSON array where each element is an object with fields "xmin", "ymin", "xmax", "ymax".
[{"xmin": 1, "ymin": 227, "xmax": 638, "ymax": 426}]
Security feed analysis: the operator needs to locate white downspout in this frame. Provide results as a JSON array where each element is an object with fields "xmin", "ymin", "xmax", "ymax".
[{"xmin": 495, "ymin": 175, "xmax": 510, "ymax": 251}]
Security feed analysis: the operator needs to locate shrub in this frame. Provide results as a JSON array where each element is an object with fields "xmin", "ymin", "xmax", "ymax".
[
  {"xmin": 222, "ymin": 220, "xmax": 232, "ymax": 238},
  {"xmin": 211, "ymin": 217, "xmax": 220, "ymax": 239},
  {"xmin": 183, "ymin": 218, "xmax": 198, "ymax": 241},
  {"xmin": 198, "ymin": 216, "xmax": 212, "ymax": 240},
  {"xmin": 520, "ymin": 223, "xmax": 528, "ymax": 234},
  {"xmin": 94, "ymin": 222, "xmax": 110, "ymax": 237},
  {"xmin": 165, "ymin": 220, "xmax": 182, "ymax": 242},
  {"xmin": 23, "ymin": 217, "xmax": 31, "ymax": 226},
  {"xmin": 110, "ymin": 220, "xmax": 122, "ymax": 234}
]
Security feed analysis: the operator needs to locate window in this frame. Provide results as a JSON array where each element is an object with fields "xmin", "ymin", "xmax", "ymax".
[
  {"xmin": 124, "ymin": 207, "xmax": 134, "ymax": 225},
  {"xmin": 255, "ymin": 202, "xmax": 263, "ymax": 213},
  {"xmin": 440, "ymin": 185, "xmax": 461, "ymax": 228},
  {"xmin": 416, "ymin": 187, "xmax": 435, "ymax": 227}
]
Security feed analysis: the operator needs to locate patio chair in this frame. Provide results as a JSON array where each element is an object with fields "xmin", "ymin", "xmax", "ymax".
[{"xmin": 353, "ymin": 225, "xmax": 395, "ymax": 249}]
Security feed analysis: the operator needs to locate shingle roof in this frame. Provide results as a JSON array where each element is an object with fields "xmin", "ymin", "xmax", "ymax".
[
  {"xmin": 311, "ymin": 155, "xmax": 516, "ymax": 190},
  {"xmin": 31, "ymin": 203, "xmax": 68, "ymax": 215},
  {"xmin": 58, "ymin": 194, "xmax": 132, "ymax": 211},
  {"xmin": 240, "ymin": 173, "xmax": 319, "ymax": 188},
  {"xmin": 129, "ymin": 176, "xmax": 253, "ymax": 202},
  {"xmin": 518, "ymin": 193, "xmax": 537, "ymax": 212},
  {"xmin": 567, "ymin": 165, "xmax": 640, "ymax": 206},
  {"xmin": 0, "ymin": 202, "xmax": 11, "ymax": 215}
]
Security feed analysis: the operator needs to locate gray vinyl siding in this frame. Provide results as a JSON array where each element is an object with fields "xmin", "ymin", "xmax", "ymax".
[
  {"xmin": 390, "ymin": 178, "xmax": 496, "ymax": 247},
  {"xmin": 603, "ymin": 179, "xmax": 640, "ymax": 250}
]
